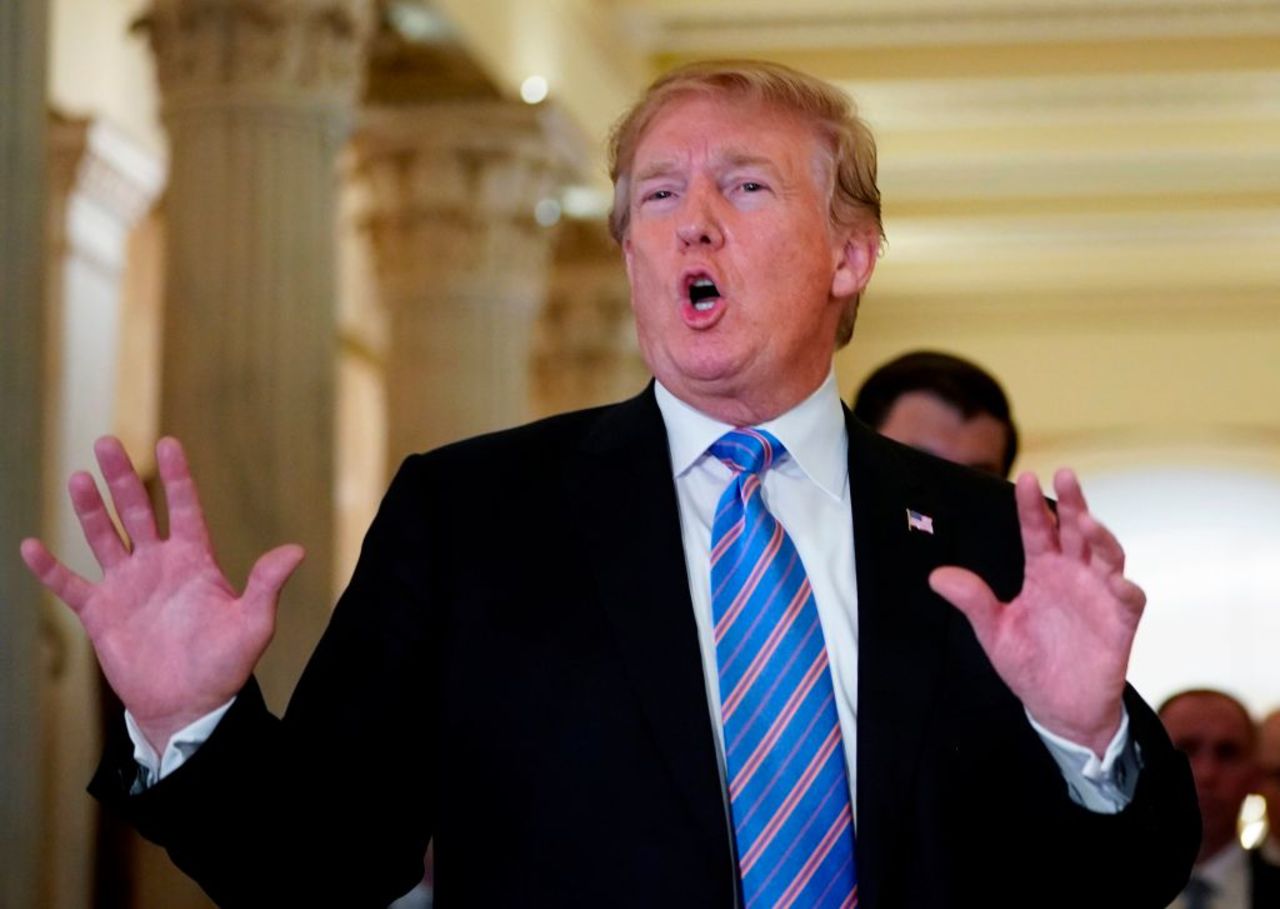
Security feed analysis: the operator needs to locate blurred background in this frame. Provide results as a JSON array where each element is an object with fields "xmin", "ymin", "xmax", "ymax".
[{"xmin": 2, "ymin": 0, "xmax": 1278, "ymax": 906}]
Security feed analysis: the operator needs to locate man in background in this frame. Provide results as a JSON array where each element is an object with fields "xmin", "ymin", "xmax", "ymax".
[
  {"xmin": 1257, "ymin": 709, "xmax": 1280, "ymax": 866},
  {"xmin": 852, "ymin": 350, "xmax": 1017, "ymax": 477},
  {"xmin": 1160, "ymin": 689, "xmax": 1280, "ymax": 908}
]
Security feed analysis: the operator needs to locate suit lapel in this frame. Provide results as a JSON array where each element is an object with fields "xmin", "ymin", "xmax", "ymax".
[
  {"xmin": 847, "ymin": 414, "xmax": 953, "ymax": 905},
  {"xmin": 569, "ymin": 386, "xmax": 732, "ymax": 867}
]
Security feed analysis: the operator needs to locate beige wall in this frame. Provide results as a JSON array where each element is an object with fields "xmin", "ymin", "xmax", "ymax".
[
  {"xmin": 49, "ymin": 0, "xmax": 163, "ymax": 155},
  {"xmin": 838, "ymin": 290, "xmax": 1280, "ymax": 468}
]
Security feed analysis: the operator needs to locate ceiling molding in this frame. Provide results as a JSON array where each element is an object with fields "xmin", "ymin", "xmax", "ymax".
[
  {"xmin": 879, "ymin": 148, "xmax": 1280, "ymax": 202},
  {"xmin": 626, "ymin": 0, "xmax": 1280, "ymax": 52},
  {"xmin": 842, "ymin": 71, "xmax": 1280, "ymax": 130}
]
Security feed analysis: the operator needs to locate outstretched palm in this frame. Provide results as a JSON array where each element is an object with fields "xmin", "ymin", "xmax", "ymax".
[
  {"xmin": 930, "ymin": 469, "xmax": 1145, "ymax": 756},
  {"xmin": 21, "ymin": 436, "xmax": 303, "ymax": 753}
]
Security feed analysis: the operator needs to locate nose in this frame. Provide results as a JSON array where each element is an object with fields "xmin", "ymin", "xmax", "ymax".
[
  {"xmin": 675, "ymin": 184, "xmax": 724, "ymax": 249},
  {"xmin": 1189, "ymin": 752, "xmax": 1221, "ymax": 788}
]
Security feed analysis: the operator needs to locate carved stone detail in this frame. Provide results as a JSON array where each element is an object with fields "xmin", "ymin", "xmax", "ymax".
[
  {"xmin": 350, "ymin": 102, "xmax": 559, "ymax": 302},
  {"xmin": 532, "ymin": 217, "xmax": 648, "ymax": 417},
  {"xmin": 135, "ymin": 0, "xmax": 372, "ymax": 109},
  {"xmin": 47, "ymin": 113, "xmax": 166, "ymax": 273}
]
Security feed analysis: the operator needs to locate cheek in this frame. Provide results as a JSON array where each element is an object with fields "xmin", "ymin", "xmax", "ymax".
[
  {"xmin": 768, "ymin": 227, "xmax": 838, "ymax": 291},
  {"xmin": 622, "ymin": 246, "xmax": 653, "ymax": 298}
]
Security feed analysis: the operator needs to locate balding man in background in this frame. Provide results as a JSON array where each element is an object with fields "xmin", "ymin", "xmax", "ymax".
[
  {"xmin": 1256, "ymin": 709, "xmax": 1280, "ymax": 866},
  {"xmin": 1160, "ymin": 690, "xmax": 1280, "ymax": 908}
]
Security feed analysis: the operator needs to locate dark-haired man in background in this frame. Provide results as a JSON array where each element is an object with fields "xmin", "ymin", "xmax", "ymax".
[{"xmin": 852, "ymin": 350, "xmax": 1017, "ymax": 477}]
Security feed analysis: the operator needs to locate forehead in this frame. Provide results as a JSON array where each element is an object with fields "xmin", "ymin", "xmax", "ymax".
[
  {"xmin": 1161, "ymin": 695, "xmax": 1254, "ymax": 744},
  {"xmin": 883, "ymin": 392, "xmax": 1007, "ymax": 459},
  {"xmin": 631, "ymin": 92, "xmax": 824, "ymax": 170}
]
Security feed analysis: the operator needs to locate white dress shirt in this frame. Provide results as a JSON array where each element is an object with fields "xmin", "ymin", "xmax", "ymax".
[{"xmin": 1169, "ymin": 843, "xmax": 1250, "ymax": 909}]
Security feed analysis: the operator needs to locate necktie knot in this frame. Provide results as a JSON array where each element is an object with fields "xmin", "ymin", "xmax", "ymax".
[{"xmin": 709, "ymin": 428, "xmax": 787, "ymax": 476}]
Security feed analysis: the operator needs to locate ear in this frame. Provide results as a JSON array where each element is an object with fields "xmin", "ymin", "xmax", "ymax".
[
  {"xmin": 830, "ymin": 229, "xmax": 879, "ymax": 300},
  {"xmin": 622, "ymin": 233, "xmax": 635, "ymax": 280}
]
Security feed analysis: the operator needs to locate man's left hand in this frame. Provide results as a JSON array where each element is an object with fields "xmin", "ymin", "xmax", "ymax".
[{"xmin": 929, "ymin": 469, "xmax": 1144, "ymax": 757}]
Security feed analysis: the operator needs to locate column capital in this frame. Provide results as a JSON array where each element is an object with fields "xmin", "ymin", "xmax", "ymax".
[
  {"xmin": 347, "ymin": 100, "xmax": 563, "ymax": 302},
  {"xmin": 135, "ymin": 0, "xmax": 373, "ymax": 115},
  {"xmin": 352, "ymin": 100, "xmax": 559, "ymax": 218},
  {"xmin": 532, "ymin": 218, "xmax": 647, "ymax": 417}
]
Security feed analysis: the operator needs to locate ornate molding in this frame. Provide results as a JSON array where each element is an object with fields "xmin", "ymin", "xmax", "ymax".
[
  {"xmin": 348, "ymin": 101, "xmax": 563, "ymax": 297},
  {"xmin": 134, "ymin": 0, "xmax": 373, "ymax": 111},
  {"xmin": 48, "ymin": 112, "xmax": 166, "ymax": 225},
  {"xmin": 640, "ymin": 0, "xmax": 1280, "ymax": 52},
  {"xmin": 531, "ymin": 218, "xmax": 646, "ymax": 415},
  {"xmin": 846, "ymin": 71, "xmax": 1280, "ymax": 131},
  {"xmin": 47, "ymin": 111, "xmax": 166, "ymax": 273}
]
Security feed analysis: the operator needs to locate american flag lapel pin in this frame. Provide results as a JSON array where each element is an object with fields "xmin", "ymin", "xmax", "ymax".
[{"xmin": 906, "ymin": 508, "xmax": 934, "ymax": 535}]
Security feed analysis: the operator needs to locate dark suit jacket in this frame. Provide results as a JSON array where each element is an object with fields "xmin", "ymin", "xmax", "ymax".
[
  {"xmin": 92, "ymin": 386, "xmax": 1198, "ymax": 908},
  {"xmin": 1251, "ymin": 849, "xmax": 1280, "ymax": 907}
]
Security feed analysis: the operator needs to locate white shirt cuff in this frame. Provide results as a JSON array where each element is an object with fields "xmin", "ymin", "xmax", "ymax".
[
  {"xmin": 125, "ymin": 698, "xmax": 236, "ymax": 792},
  {"xmin": 1026, "ymin": 708, "xmax": 1140, "ymax": 814}
]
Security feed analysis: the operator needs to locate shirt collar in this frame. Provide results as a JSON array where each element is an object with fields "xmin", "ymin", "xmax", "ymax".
[{"xmin": 654, "ymin": 371, "xmax": 849, "ymax": 501}]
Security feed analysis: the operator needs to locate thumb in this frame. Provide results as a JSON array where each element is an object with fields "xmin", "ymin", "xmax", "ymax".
[
  {"xmin": 240, "ymin": 544, "xmax": 305, "ymax": 630},
  {"xmin": 930, "ymin": 566, "xmax": 1000, "ymax": 640}
]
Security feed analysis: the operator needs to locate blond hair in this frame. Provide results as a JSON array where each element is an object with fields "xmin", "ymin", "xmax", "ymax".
[{"xmin": 607, "ymin": 60, "xmax": 883, "ymax": 346}]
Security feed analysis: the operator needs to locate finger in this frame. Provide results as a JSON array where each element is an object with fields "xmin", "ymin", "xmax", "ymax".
[
  {"xmin": 1108, "ymin": 574, "xmax": 1146, "ymax": 618},
  {"xmin": 1014, "ymin": 472, "xmax": 1059, "ymax": 558},
  {"xmin": 1052, "ymin": 469, "xmax": 1089, "ymax": 562},
  {"xmin": 20, "ymin": 538, "xmax": 95, "ymax": 611},
  {"xmin": 68, "ymin": 471, "xmax": 130, "ymax": 569},
  {"xmin": 240, "ymin": 544, "xmax": 305, "ymax": 635},
  {"xmin": 94, "ymin": 436, "xmax": 159, "ymax": 547},
  {"xmin": 930, "ymin": 566, "xmax": 1001, "ymax": 646},
  {"xmin": 1079, "ymin": 510, "xmax": 1126, "ymax": 576},
  {"xmin": 156, "ymin": 437, "xmax": 213, "ymax": 549}
]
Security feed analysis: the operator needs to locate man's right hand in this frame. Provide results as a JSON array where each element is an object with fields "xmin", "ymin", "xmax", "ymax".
[{"xmin": 20, "ymin": 436, "xmax": 303, "ymax": 756}]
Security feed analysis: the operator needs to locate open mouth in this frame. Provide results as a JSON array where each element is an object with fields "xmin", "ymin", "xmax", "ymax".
[{"xmin": 687, "ymin": 276, "xmax": 721, "ymax": 311}]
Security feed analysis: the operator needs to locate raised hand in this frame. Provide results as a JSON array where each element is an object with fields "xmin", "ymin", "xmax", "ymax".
[
  {"xmin": 20, "ymin": 436, "xmax": 304, "ymax": 754},
  {"xmin": 929, "ymin": 469, "xmax": 1145, "ymax": 756}
]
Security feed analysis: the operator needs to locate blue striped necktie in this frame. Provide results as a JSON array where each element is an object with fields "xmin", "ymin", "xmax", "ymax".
[{"xmin": 709, "ymin": 428, "xmax": 858, "ymax": 909}]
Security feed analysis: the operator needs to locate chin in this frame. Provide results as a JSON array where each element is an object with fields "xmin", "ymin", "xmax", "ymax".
[{"xmin": 672, "ymin": 351, "xmax": 754, "ymax": 389}]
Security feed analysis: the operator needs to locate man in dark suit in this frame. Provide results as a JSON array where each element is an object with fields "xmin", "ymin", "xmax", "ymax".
[
  {"xmin": 1260, "ymin": 710, "xmax": 1280, "ymax": 864},
  {"xmin": 22, "ymin": 60, "xmax": 1197, "ymax": 907},
  {"xmin": 1161, "ymin": 690, "xmax": 1280, "ymax": 908}
]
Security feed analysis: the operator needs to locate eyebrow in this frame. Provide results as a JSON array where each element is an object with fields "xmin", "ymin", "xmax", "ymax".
[
  {"xmin": 719, "ymin": 150, "xmax": 780, "ymax": 173},
  {"xmin": 632, "ymin": 149, "xmax": 784, "ymax": 186},
  {"xmin": 633, "ymin": 159, "xmax": 682, "ymax": 184}
]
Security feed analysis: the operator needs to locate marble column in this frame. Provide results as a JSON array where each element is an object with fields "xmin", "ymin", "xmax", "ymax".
[
  {"xmin": 41, "ymin": 112, "xmax": 165, "ymax": 909},
  {"xmin": 347, "ymin": 101, "xmax": 560, "ymax": 475},
  {"xmin": 136, "ymin": 0, "xmax": 372, "ymax": 717},
  {"xmin": 532, "ymin": 217, "xmax": 649, "ymax": 418},
  {"xmin": 0, "ymin": 0, "xmax": 48, "ymax": 904}
]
